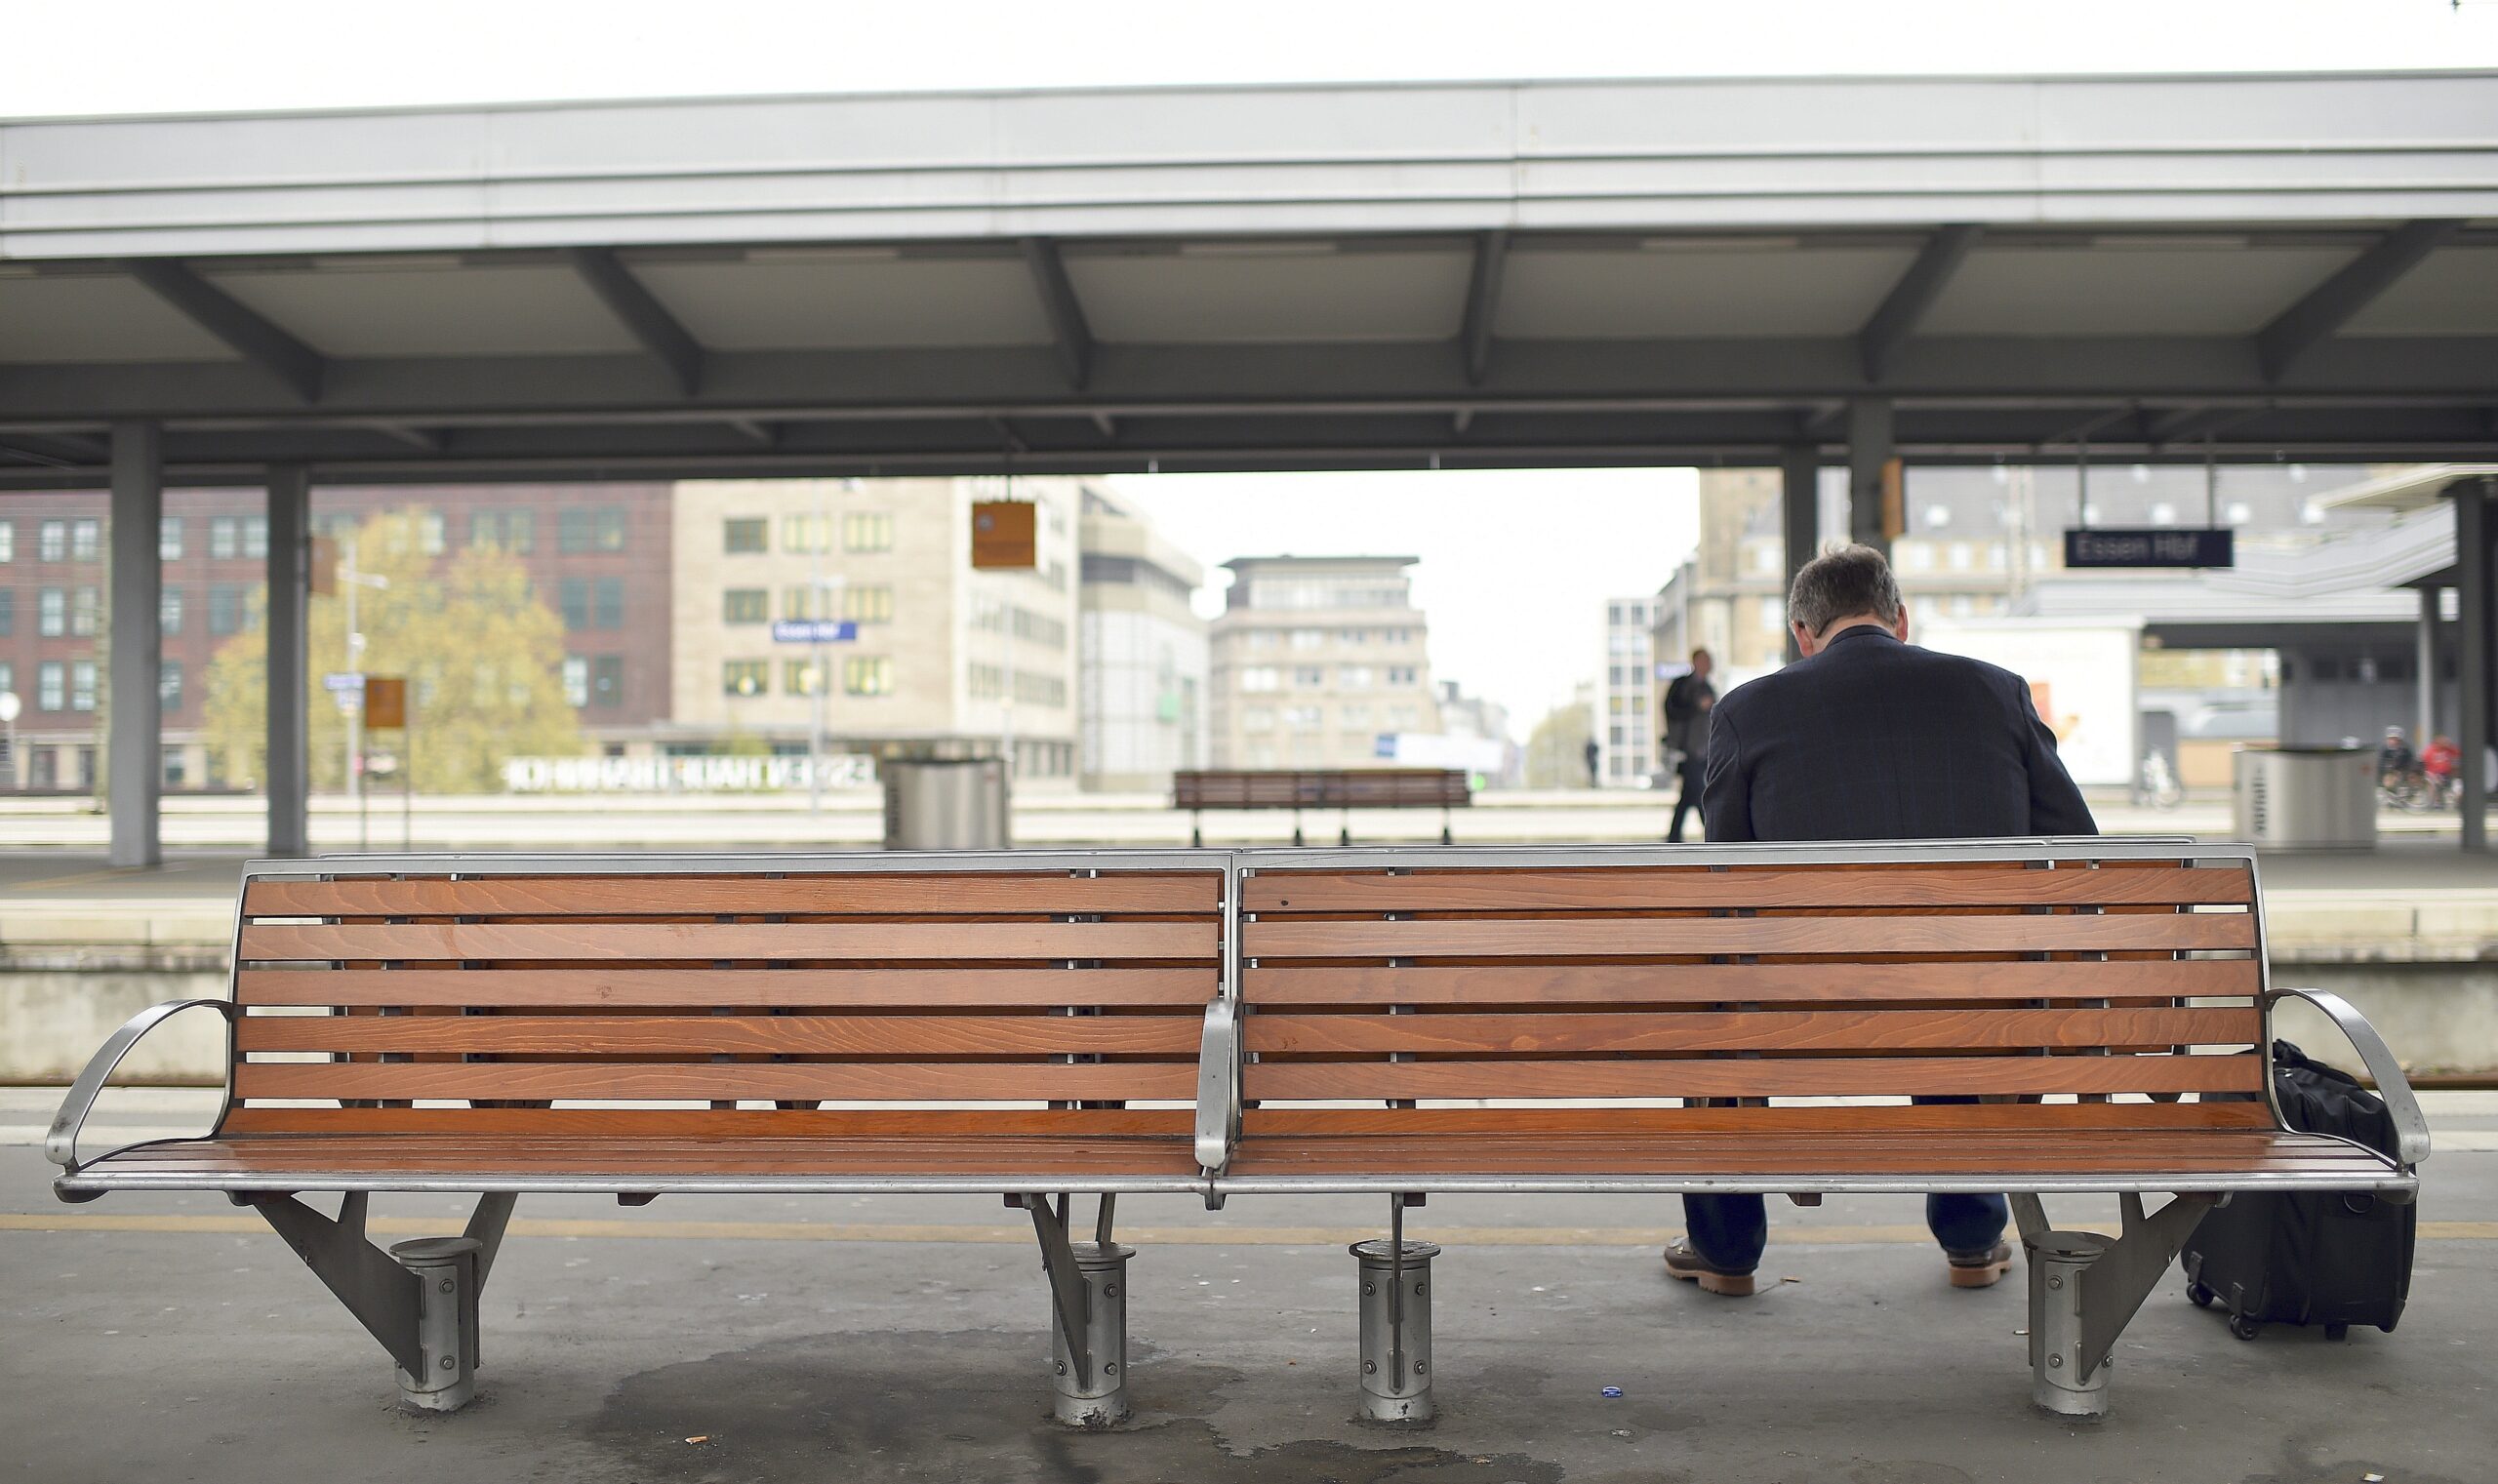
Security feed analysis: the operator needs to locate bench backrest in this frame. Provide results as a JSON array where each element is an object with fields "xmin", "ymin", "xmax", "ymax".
[
  {"xmin": 1233, "ymin": 844, "xmax": 2275, "ymax": 1141},
  {"xmin": 221, "ymin": 856, "xmax": 1224, "ymax": 1143}
]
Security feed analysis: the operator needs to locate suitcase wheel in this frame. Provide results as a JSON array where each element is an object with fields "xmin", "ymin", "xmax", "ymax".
[
  {"xmin": 2187, "ymin": 1282, "xmax": 2216, "ymax": 1309},
  {"xmin": 2324, "ymin": 1323, "xmax": 2350, "ymax": 1342},
  {"xmin": 2228, "ymin": 1313, "xmax": 2262, "ymax": 1342}
]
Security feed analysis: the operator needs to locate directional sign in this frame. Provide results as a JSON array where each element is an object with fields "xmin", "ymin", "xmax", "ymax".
[
  {"xmin": 772, "ymin": 620, "xmax": 858, "ymax": 644},
  {"xmin": 323, "ymin": 671, "xmax": 366, "ymax": 693},
  {"xmin": 2063, "ymin": 528, "xmax": 2235, "ymax": 569}
]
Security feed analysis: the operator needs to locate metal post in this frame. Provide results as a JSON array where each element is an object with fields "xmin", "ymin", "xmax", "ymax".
[
  {"xmin": 2418, "ymin": 583, "xmax": 2441, "ymax": 754},
  {"xmin": 1845, "ymin": 399, "xmax": 1893, "ymax": 557},
  {"xmin": 1350, "ymin": 1235, "xmax": 1438, "ymax": 1423},
  {"xmin": 343, "ymin": 533, "xmax": 363, "ymax": 813},
  {"xmin": 106, "ymin": 421, "xmax": 163, "ymax": 868},
  {"xmin": 2025, "ymin": 1230, "xmax": 2113, "ymax": 1417},
  {"xmin": 388, "ymin": 1235, "xmax": 483, "ymax": 1412},
  {"xmin": 1780, "ymin": 447, "xmax": 1820, "ymax": 663},
  {"xmin": 2458, "ymin": 480, "xmax": 2492, "ymax": 852},
  {"xmin": 1048, "ymin": 1240, "xmax": 1135, "ymax": 1426},
  {"xmin": 264, "ymin": 464, "xmax": 310, "ymax": 857}
]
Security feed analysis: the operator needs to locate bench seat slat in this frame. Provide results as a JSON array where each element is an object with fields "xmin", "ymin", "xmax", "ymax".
[
  {"xmin": 1218, "ymin": 1130, "xmax": 2384, "ymax": 1180},
  {"xmin": 236, "ymin": 968, "xmax": 1216, "ymax": 1008},
  {"xmin": 1242, "ymin": 1006, "xmax": 2257, "ymax": 1055},
  {"xmin": 237, "ymin": 1013, "xmax": 1204, "ymax": 1057},
  {"xmin": 1243, "ymin": 1053, "xmax": 2260, "ymax": 1101},
  {"xmin": 1243, "ymin": 865, "xmax": 2248, "ymax": 913},
  {"xmin": 1244, "ymin": 913, "xmax": 2252, "ymax": 957},
  {"xmin": 243, "ymin": 872, "xmax": 1217, "ymax": 919},
  {"xmin": 1241, "ymin": 959, "xmax": 2257, "ymax": 1004},
  {"xmin": 68, "ymin": 1134, "xmax": 1202, "ymax": 1183},
  {"xmin": 240, "ymin": 919, "xmax": 1215, "ymax": 964},
  {"xmin": 1238, "ymin": 1102, "xmax": 2279, "ymax": 1136},
  {"xmin": 236, "ymin": 1061, "xmax": 1199, "ymax": 1103},
  {"xmin": 221, "ymin": 1107, "xmax": 1195, "ymax": 1138}
]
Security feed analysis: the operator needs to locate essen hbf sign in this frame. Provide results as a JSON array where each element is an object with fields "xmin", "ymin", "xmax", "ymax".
[{"xmin": 2062, "ymin": 528, "xmax": 2235, "ymax": 569}]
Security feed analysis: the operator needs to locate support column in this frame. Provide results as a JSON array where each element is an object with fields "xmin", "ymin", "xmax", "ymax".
[
  {"xmin": 106, "ymin": 421, "xmax": 163, "ymax": 869},
  {"xmin": 2458, "ymin": 480, "xmax": 2492, "ymax": 852},
  {"xmin": 1350, "ymin": 1237, "xmax": 1438, "ymax": 1423},
  {"xmin": 1048, "ymin": 1241, "xmax": 1135, "ymax": 1426},
  {"xmin": 264, "ymin": 464, "xmax": 311, "ymax": 856},
  {"xmin": 389, "ymin": 1236, "xmax": 484, "ymax": 1412},
  {"xmin": 1780, "ymin": 446, "xmax": 1820, "ymax": 663},
  {"xmin": 2417, "ymin": 583, "xmax": 2441, "ymax": 753},
  {"xmin": 1846, "ymin": 398, "xmax": 1894, "ymax": 557}
]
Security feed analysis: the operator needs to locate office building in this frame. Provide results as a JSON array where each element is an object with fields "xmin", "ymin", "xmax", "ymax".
[
  {"xmin": 1209, "ymin": 555, "xmax": 1438, "ymax": 769},
  {"xmin": 1598, "ymin": 596, "xmax": 1662, "ymax": 786},
  {"xmin": 1076, "ymin": 487, "xmax": 1209, "ymax": 792}
]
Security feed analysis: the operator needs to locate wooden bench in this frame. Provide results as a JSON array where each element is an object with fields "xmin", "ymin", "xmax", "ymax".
[
  {"xmin": 1173, "ymin": 767, "xmax": 1471, "ymax": 846},
  {"xmin": 48, "ymin": 852, "xmax": 1229, "ymax": 1424},
  {"xmin": 1197, "ymin": 839, "xmax": 2427, "ymax": 1420}
]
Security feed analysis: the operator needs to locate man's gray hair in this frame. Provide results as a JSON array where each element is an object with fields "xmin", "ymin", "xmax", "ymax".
[{"xmin": 1787, "ymin": 543, "xmax": 1903, "ymax": 638}]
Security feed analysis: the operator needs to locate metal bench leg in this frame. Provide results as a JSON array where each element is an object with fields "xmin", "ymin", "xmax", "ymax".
[
  {"xmin": 1016, "ymin": 1193, "xmax": 1134, "ymax": 1426},
  {"xmin": 1350, "ymin": 1196, "xmax": 1438, "ymax": 1424},
  {"xmin": 250, "ymin": 1191, "xmax": 515, "ymax": 1413},
  {"xmin": 2019, "ymin": 1192, "xmax": 2217, "ymax": 1419}
]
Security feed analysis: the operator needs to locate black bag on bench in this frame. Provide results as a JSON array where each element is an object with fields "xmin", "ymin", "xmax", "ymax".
[{"xmin": 2180, "ymin": 1040, "xmax": 2417, "ymax": 1342}]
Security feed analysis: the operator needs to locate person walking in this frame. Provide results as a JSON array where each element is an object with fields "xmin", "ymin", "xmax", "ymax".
[
  {"xmin": 1661, "ymin": 649, "xmax": 1716, "ymax": 842},
  {"xmin": 1661, "ymin": 544, "xmax": 2096, "ymax": 1298}
]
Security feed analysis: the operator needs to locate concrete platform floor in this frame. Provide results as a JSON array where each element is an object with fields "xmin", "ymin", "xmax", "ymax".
[{"xmin": 9, "ymin": 1143, "xmax": 2496, "ymax": 1484}]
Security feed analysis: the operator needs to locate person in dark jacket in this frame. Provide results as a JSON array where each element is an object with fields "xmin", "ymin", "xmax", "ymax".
[
  {"xmin": 1661, "ymin": 543, "xmax": 2097, "ymax": 1298},
  {"xmin": 1660, "ymin": 649, "xmax": 1715, "ymax": 842}
]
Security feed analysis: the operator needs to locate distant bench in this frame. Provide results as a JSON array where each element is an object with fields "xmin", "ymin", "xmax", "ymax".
[{"xmin": 1172, "ymin": 767, "xmax": 1470, "ymax": 846}]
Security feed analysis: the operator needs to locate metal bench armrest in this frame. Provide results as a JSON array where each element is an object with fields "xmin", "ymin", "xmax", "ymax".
[
  {"xmin": 46, "ymin": 998, "xmax": 235, "ymax": 1173},
  {"xmin": 1195, "ymin": 996, "xmax": 1241, "ymax": 1174},
  {"xmin": 2270, "ymin": 986, "xmax": 2431, "ymax": 1172}
]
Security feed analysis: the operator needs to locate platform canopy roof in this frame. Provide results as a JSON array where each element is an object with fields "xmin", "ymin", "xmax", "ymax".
[{"xmin": 3, "ymin": 70, "xmax": 2496, "ymax": 488}]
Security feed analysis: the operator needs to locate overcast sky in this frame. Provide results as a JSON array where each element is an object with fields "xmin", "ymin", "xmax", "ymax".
[{"xmin": 11, "ymin": 0, "xmax": 2487, "ymax": 735}]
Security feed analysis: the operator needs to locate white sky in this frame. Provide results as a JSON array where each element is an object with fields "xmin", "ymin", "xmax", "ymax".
[{"xmin": 10, "ymin": 0, "xmax": 2488, "ymax": 733}]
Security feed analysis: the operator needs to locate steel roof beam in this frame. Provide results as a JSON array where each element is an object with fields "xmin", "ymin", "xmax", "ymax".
[
  {"xmin": 1459, "ymin": 230, "xmax": 1509, "ymax": 386},
  {"xmin": 565, "ymin": 248, "xmax": 705, "ymax": 397},
  {"xmin": 1857, "ymin": 224, "xmax": 1983, "ymax": 384},
  {"xmin": 2257, "ymin": 219, "xmax": 2463, "ymax": 382},
  {"xmin": 1021, "ymin": 238, "xmax": 1095, "ymax": 391},
  {"xmin": 121, "ymin": 260, "xmax": 325, "ymax": 403}
]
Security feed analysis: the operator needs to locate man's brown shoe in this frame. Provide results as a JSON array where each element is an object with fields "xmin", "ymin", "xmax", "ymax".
[
  {"xmin": 1947, "ymin": 1240, "xmax": 2015, "ymax": 1289},
  {"xmin": 1663, "ymin": 1237, "xmax": 1757, "ymax": 1297}
]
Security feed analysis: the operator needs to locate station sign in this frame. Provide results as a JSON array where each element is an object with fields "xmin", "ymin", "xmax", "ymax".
[
  {"xmin": 322, "ymin": 671, "xmax": 365, "ymax": 693},
  {"xmin": 971, "ymin": 501, "xmax": 1038, "ymax": 569},
  {"xmin": 2062, "ymin": 528, "xmax": 2235, "ymax": 569},
  {"xmin": 771, "ymin": 620, "xmax": 859, "ymax": 644}
]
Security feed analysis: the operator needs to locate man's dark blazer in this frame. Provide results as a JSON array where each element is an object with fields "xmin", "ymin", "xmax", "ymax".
[{"xmin": 1700, "ymin": 625, "xmax": 2097, "ymax": 843}]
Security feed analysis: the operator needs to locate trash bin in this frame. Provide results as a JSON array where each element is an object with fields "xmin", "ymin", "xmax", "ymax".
[
  {"xmin": 2232, "ymin": 745, "xmax": 2376, "ymax": 850},
  {"xmin": 881, "ymin": 756, "xmax": 1011, "ymax": 850}
]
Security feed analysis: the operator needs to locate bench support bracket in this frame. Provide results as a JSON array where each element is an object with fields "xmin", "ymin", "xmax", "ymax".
[
  {"xmin": 1016, "ymin": 1193, "xmax": 1133, "ymax": 1426},
  {"xmin": 2014, "ymin": 1191, "xmax": 2217, "ymax": 1418},
  {"xmin": 249, "ymin": 1191, "xmax": 516, "ymax": 1413},
  {"xmin": 1351, "ymin": 1198, "xmax": 1438, "ymax": 1424}
]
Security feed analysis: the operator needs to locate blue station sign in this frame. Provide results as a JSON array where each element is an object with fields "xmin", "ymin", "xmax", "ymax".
[
  {"xmin": 2062, "ymin": 528, "xmax": 2235, "ymax": 569},
  {"xmin": 771, "ymin": 620, "xmax": 859, "ymax": 644}
]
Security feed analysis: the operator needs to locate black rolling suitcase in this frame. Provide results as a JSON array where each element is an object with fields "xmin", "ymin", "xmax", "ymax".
[{"xmin": 2180, "ymin": 1040, "xmax": 2415, "ymax": 1342}]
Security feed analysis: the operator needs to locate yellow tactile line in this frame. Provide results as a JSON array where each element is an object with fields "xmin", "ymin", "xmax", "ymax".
[{"xmin": 5, "ymin": 1214, "xmax": 2495, "ymax": 1244}]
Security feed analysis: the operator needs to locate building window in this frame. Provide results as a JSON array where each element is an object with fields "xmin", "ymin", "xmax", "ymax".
[
  {"xmin": 591, "ymin": 656, "xmax": 623, "ymax": 708},
  {"xmin": 1286, "ymin": 705, "xmax": 1323, "ymax": 731},
  {"xmin": 1387, "ymin": 665, "xmax": 1419, "ymax": 686},
  {"xmin": 1290, "ymin": 628, "xmax": 1324, "ymax": 650},
  {"xmin": 559, "ymin": 506, "xmax": 628, "ymax": 554},
  {"xmin": 159, "ymin": 516, "xmax": 183, "ymax": 560},
  {"xmin": 562, "ymin": 658, "xmax": 589, "ymax": 707},
  {"xmin": 159, "ymin": 662, "xmax": 181, "ymax": 713},
  {"xmin": 470, "ymin": 508, "xmax": 538, "ymax": 552},
  {"xmin": 161, "ymin": 745, "xmax": 186, "ymax": 788},
  {"xmin": 39, "ymin": 521, "xmax": 67, "ymax": 562},
  {"xmin": 722, "ymin": 517, "xmax": 769, "ymax": 554},
  {"xmin": 160, "ymin": 588, "xmax": 182, "ymax": 636},
  {"xmin": 592, "ymin": 577, "xmax": 624, "ymax": 629},
  {"xmin": 842, "ymin": 512, "xmax": 893, "ymax": 553},
  {"xmin": 1337, "ymin": 627, "xmax": 1366, "ymax": 645},
  {"xmin": 1340, "ymin": 704, "xmax": 1371, "ymax": 727},
  {"xmin": 843, "ymin": 584, "xmax": 895, "ymax": 623},
  {"xmin": 210, "ymin": 517, "xmax": 238, "ymax": 560},
  {"xmin": 1761, "ymin": 595, "xmax": 1787, "ymax": 631},
  {"xmin": 724, "ymin": 588, "xmax": 769, "ymax": 624},
  {"xmin": 209, "ymin": 584, "xmax": 247, "ymax": 635},
  {"xmin": 722, "ymin": 660, "xmax": 769, "ymax": 697},
  {"xmin": 559, "ymin": 579, "xmax": 589, "ymax": 629},
  {"xmin": 785, "ymin": 659, "xmax": 826, "ymax": 696},
  {"xmin": 39, "ymin": 662, "xmax": 65, "ymax": 711},
  {"xmin": 783, "ymin": 513, "xmax": 834, "ymax": 554},
  {"xmin": 418, "ymin": 512, "xmax": 447, "ymax": 555},
  {"xmin": 843, "ymin": 656, "xmax": 894, "ymax": 696},
  {"xmin": 2227, "ymin": 501, "xmax": 2253, "ymax": 526},
  {"xmin": 1339, "ymin": 665, "xmax": 1374, "ymax": 690},
  {"xmin": 0, "ymin": 520, "xmax": 12, "ymax": 563},
  {"xmin": 1293, "ymin": 666, "xmax": 1325, "ymax": 688},
  {"xmin": 1242, "ymin": 706, "xmax": 1275, "ymax": 732},
  {"xmin": 2150, "ymin": 502, "xmax": 2176, "ymax": 527},
  {"xmin": 0, "ymin": 589, "xmax": 10, "ymax": 636},
  {"xmin": 37, "ymin": 588, "xmax": 64, "ymax": 637},
  {"xmin": 1245, "ymin": 629, "xmax": 1280, "ymax": 649},
  {"xmin": 1239, "ymin": 666, "xmax": 1280, "ymax": 692},
  {"xmin": 71, "ymin": 519, "xmax": 100, "ymax": 563},
  {"xmin": 784, "ymin": 584, "xmax": 830, "ymax": 622},
  {"xmin": 0, "ymin": 662, "xmax": 12, "ymax": 705},
  {"xmin": 70, "ymin": 660, "xmax": 98, "ymax": 711},
  {"xmin": 1947, "ymin": 542, "xmax": 1974, "ymax": 571},
  {"xmin": 70, "ymin": 585, "xmax": 99, "ymax": 637}
]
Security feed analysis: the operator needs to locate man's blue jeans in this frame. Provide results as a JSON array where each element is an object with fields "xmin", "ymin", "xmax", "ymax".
[{"xmin": 1678, "ymin": 1097, "xmax": 2010, "ymax": 1270}]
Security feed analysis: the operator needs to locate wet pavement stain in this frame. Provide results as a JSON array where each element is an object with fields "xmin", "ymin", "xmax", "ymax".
[{"xmin": 588, "ymin": 1329, "xmax": 1567, "ymax": 1484}]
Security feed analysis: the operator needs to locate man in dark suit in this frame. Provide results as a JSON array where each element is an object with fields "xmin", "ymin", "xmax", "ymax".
[
  {"xmin": 1661, "ymin": 543, "xmax": 2096, "ymax": 1298},
  {"xmin": 1661, "ymin": 648, "xmax": 1715, "ymax": 842}
]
